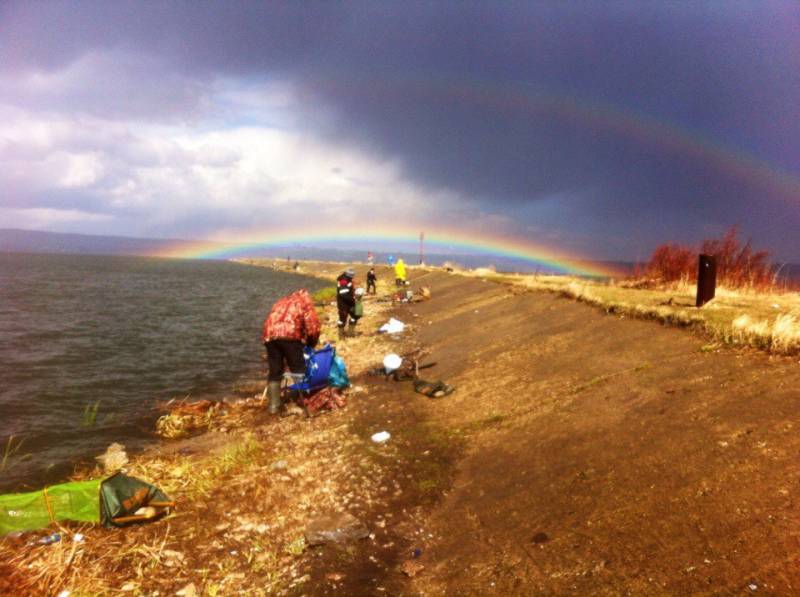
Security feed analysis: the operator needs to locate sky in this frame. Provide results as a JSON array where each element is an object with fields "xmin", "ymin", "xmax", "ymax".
[{"xmin": 1, "ymin": 1, "xmax": 798, "ymax": 261}]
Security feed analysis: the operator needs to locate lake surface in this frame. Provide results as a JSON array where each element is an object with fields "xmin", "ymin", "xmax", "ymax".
[{"xmin": 0, "ymin": 253, "xmax": 327, "ymax": 491}]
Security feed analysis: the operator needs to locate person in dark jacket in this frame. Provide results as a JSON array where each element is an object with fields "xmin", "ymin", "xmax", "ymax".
[
  {"xmin": 336, "ymin": 268, "xmax": 357, "ymax": 339},
  {"xmin": 366, "ymin": 267, "xmax": 377, "ymax": 294},
  {"xmin": 262, "ymin": 289, "xmax": 320, "ymax": 414}
]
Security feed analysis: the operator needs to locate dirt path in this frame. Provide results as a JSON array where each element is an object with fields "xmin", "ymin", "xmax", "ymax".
[{"xmin": 382, "ymin": 271, "xmax": 800, "ymax": 594}]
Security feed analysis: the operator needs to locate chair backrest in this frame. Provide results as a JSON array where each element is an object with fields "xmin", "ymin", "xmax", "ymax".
[{"xmin": 290, "ymin": 344, "xmax": 335, "ymax": 392}]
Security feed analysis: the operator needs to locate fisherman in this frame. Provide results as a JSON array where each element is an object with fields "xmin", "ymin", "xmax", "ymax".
[
  {"xmin": 262, "ymin": 289, "xmax": 320, "ymax": 415},
  {"xmin": 366, "ymin": 267, "xmax": 377, "ymax": 294},
  {"xmin": 336, "ymin": 268, "xmax": 357, "ymax": 339},
  {"xmin": 394, "ymin": 258, "xmax": 407, "ymax": 287},
  {"xmin": 349, "ymin": 286, "xmax": 365, "ymax": 335}
]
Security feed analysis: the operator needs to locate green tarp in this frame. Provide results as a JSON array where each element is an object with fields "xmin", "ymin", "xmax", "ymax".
[
  {"xmin": 0, "ymin": 473, "xmax": 171, "ymax": 535},
  {"xmin": 0, "ymin": 479, "xmax": 101, "ymax": 535}
]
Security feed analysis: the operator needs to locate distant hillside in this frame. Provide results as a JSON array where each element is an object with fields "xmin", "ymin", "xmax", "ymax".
[
  {"xmin": 4, "ymin": 228, "xmax": 794, "ymax": 279},
  {"xmin": 0, "ymin": 229, "xmax": 177, "ymax": 256}
]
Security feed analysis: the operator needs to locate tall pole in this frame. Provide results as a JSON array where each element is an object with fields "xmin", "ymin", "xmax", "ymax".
[{"xmin": 419, "ymin": 231, "xmax": 425, "ymax": 265}]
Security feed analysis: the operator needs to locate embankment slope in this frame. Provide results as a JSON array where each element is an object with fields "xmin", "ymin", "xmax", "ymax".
[{"xmin": 398, "ymin": 270, "xmax": 800, "ymax": 594}]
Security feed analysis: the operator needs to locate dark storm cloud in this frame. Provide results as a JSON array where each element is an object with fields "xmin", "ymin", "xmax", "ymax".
[{"xmin": 2, "ymin": 1, "xmax": 799, "ymax": 257}]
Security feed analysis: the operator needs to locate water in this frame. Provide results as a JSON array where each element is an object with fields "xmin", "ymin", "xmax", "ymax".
[{"xmin": 0, "ymin": 253, "xmax": 327, "ymax": 491}]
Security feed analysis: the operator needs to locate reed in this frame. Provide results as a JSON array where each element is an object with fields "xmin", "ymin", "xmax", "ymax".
[
  {"xmin": 0, "ymin": 435, "xmax": 25, "ymax": 473},
  {"xmin": 82, "ymin": 400, "xmax": 101, "ymax": 427}
]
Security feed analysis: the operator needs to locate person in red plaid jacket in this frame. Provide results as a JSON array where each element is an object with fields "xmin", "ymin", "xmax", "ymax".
[{"xmin": 262, "ymin": 289, "xmax": 321, "ymax": 414}]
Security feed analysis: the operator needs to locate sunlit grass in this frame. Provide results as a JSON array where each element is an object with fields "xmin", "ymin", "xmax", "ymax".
[
  {"xmin": 481, "ymin": 273, "xmax": 800, "ymax": 355},
  {"xmin": 311, "ymin": 286, "xmax": 337, "ymax": 304},
  {"xmin": 214, "ymin": 433, "xmax": 262, "ymax": 476}
]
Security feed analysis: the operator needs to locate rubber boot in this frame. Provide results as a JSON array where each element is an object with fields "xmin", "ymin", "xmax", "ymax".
[
  {"xmin": 286, "ymin": 373, "xmax": 305, "ymax": 402},
  {"xmin": 267, "ymin": 381, "xmax": 282, "ymax": 415},
  {"xmin": 282, "ymin": 374, "xmax": 306, "ymax": 417}
]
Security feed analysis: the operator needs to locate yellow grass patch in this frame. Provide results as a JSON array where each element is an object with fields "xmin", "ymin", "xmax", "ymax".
[{"xmin": 479, "ymin": 272, "xmax": 800, "ymax": 356}]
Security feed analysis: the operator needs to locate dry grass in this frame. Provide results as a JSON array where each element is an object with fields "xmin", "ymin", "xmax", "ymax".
[{"xmin": 477, "ymin": 273, "xmax": 800, "ymax": 355}]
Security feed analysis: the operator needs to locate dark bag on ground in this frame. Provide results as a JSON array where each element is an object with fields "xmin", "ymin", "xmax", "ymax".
[{"xmin": 100, "ymin": 472, "xmax": 173, "ymax": 527}]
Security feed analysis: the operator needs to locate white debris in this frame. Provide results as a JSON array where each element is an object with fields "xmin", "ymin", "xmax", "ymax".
[
  {"xmin": 371, "ymin": 431, "xmax": 391, "ymax": 443},
  {"xmin": 378, "ymin": 318, "xmax": 405, "ymax": 334}
]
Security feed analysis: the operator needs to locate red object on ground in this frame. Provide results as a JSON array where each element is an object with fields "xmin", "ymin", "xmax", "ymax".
[{"xmin": 300, "ymin": 387, "xmax": 346, "ymax": 415}]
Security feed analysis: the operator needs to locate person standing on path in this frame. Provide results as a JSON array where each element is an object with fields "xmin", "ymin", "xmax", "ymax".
[
  {"xmin": 366, "ymin": 267, "xmax": 377, "ymax": 294},
  {"xmin": 394, "ymin": 258, "xmax": 406, "ymax": 287},
  {"xmin": 262, "ymin": 289, "xmax": 320, "ymax": 415},
  {"xmin": 336, "ymin": 268, "xmax": 357, "ymax": 340}
]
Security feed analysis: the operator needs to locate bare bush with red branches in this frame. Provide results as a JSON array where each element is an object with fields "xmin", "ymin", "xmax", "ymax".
[
  {"xmin": 644, "ymin": 227, "xmax": 777, "ymax": 290},
  {"xmin": 645, "ymin": 244, "xmax": 696, "ymax": 284}
]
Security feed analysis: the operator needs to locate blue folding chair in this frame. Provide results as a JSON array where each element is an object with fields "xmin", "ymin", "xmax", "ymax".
[{"xmin": 288, "ymin": 344, "xmax": 335, "ymax": 395}]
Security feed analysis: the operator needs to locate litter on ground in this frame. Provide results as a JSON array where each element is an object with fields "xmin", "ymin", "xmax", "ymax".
[
  {"xmin": 413, "ymin": 379, "xmax": 455, "ymax": 398},
  {"xmin": 378, "ymin": 318, "xmax": 405, "ymax": 334},
  {"xmin": 383, "ymin": 354, "xmax": 402, "ymax": 373}
]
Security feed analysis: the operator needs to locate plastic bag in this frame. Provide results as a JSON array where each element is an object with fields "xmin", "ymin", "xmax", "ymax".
[{"xmin": 328, "ymin": 355, "xmax": 350, "ymax": 388}]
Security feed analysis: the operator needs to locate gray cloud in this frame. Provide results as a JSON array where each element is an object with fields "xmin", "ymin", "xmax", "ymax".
[{"xmin": 2, "ymin": 1, "xmax": 799, "ymax": 258}]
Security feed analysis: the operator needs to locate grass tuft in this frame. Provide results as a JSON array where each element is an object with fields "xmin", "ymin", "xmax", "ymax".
[
  {"xmin": 311, "ymin": 286, "xmax": 337, "ymax": 305},
  {"xmin": 1, "ymin": 435, "xmax": 25, "ymax": 472},
  {"xmin": 82, "ymin": 401, "xmax": 101, "ymax": 427}
]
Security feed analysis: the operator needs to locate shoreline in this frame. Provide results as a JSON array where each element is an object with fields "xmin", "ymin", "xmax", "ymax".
[
  {"xmin": 4, "ymin": 260, "xmax": 800, "ymax": 594},
  {"xmin": 0, "ymin": 259, "xmax": 331, "ymax": 494}
]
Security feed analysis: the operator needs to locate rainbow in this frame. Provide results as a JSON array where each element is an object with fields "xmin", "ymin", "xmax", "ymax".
[
  {"xmin": 154, "ymin": 225, "xmax": 622, "ymax": 278},
  {"xmin": 154, "ymin": 75, "xmax": 800, "ymax": 278},
  {"xmin": 304, "ymin": 74, "xmax": 800, "ymax": 204}
]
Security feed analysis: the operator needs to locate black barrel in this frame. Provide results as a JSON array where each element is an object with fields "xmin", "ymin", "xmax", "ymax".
[{"xmin": 696, "ymin": 254, "xmax": 717, "ymax": 307}]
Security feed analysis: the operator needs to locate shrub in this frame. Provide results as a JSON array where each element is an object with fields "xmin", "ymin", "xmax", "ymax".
[
  {"xmin": 645, "ymin": 244, "xmax": 696, "ymax": 284},
  {"xmin": 644, "ymin": 227, "xmax": 777, "ymax": 290},
  {"xmin": 700, "ymin": 228, "xmax": 773, "ymax": 289}
]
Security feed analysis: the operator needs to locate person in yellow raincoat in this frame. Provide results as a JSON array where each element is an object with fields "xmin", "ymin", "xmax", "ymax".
[{"xmin": 394, "ymin": 258, "xmax": 407, "ymax": 287}]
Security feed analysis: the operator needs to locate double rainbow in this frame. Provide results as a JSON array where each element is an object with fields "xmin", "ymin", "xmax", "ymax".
[{"xmin": 307, "ymin": 74, "xmax": 800, "ymax": 204}]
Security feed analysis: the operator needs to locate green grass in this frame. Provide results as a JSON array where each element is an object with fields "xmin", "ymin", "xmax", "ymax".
[
  {"xmin": 283, "ymin": 536, "xmax": 306, "ymax": 556},
  {"xmin": 82, "ymin": 400, "xmax": 101, "ymax": 426},
  {"xmin": 312, "ymin": 286, "xmax": 337, "ymax": 304},
  {"xmin": 214, "ymin": 433, "xmax": 263, "ymax": 476}
]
